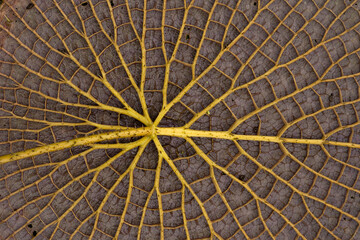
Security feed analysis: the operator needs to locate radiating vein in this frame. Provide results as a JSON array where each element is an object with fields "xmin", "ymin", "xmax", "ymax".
[
  {"xmin": 233, "ymin": 141, "xmax": 360, "ymax": 225},
  {"xmin": 162, "ymin": 0, "xmax": 194, "ymax": 108},
  {"xmin": 154, "ymin": 0, "xmax": 275, "ymax": 126},
  {"xmin": 301, "ymin": 195, "xmax": 341, "ymax": 240},
  {"xmin": 88, "ymin": 0, "xmax": 153, "ymax": 125},
  {"xmin": 186, "ymin": 137, "xmax": 307, "ymax": 239},
  {"xmin": 209, "ymin": 165, "xmax": 250, "ymax": 239},
  {"xmin": 279, "ymin": 143, "xmax": 360, "ymax": 194},
  {"xmin": 181, "ymin": 185, "xmax": 191, "ymax": 240},
  {"xmin": 155, "ymin": 127, "xmax": 360, "ymax": 149},
  {"xmin": 53, "ymin": 0, "xmax": 149, "ymax": 125},
  {"xmin": 6, "ymin": 2, "xmax": 148, "ymax": 124},
  {"xmin": 0, "ymin": 0, "xmax": 359, "ymax": 239},
  {"xmin": 255, "ymin": 199, "xmax": 276, "ymax": 239},
  {"xmin": 140, "ymin": 1, "xmax": 152, "ymax": 122},
  {"xmin": 153, "ymin": 137, "xmax": 220, "ymax": 239},
  {"xmin": 181, "ymin": 1, "xmax": 360, "ymax": 130},
  {"xmin": 88, "ymin": 137, "xmax": 150, "ymax": 239},
  {"xmin": 0, "ymin": 127, "xmax": 151, "ymax": 163},
  {"xmin": 9, "ymin": 147, "xmax": 127, "ymax": 238},
  {"xmin": 228, "ymin": 41, "xmax": 360, "ymax": 133},
  {"xmin": 137, "ymin": 188, "xmax": 156, "ymax": 239},
  {"xmin": 122, "ymin": 0, "xmax": 152, "ymax": 123},
  {"xmin": 154, "ymin": 155, "xmax": 164, "ymax": 239},
  {"xmin": 0, "ymin": 35, "xmax": 134, "ymax": 119},
  {"xmin": 0, "ymin": 147, "xmax": 93, "ymax": 198},
  {"xmin": 0, "ymin": 98, "xmax": 124, "ymax": 130}
]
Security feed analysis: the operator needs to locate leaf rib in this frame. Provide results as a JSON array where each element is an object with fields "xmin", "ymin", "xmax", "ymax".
[
  {"xmin": 162, "ymin": 0, "xmax": 194, "ymax": 108},
  {"xmin": 186, "ymin": 137, "xmax": 308, "ymax": 239},
  {"xmin": 154, "ymin": 0, "xmax": 275, "ymax": 126},
  {"xmin": 53, "ymin": 0, "xmax": 149, "ymax": 125},
  {"xmin": 88, "ymin": 138, "xmax": 150, "ymax": 239},
  {"xmin": 153, "ymin": 137, "xmax": 220, "ymax": 239},
  {"xmin": 183, "ymin": 1, "xmax": 360, "ymax": 130},
  {"xmin": 0, "ymin": 127, "xmax": 151, "ymax": 164},
  {"xmin": 0, "ymin": 32, "xmax": 138, "ymax": 120}
]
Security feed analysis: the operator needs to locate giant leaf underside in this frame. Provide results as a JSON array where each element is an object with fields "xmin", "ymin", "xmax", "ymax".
[{"xmin": 0, "ymin": 0, "xmax": 360, "ymax": 239}]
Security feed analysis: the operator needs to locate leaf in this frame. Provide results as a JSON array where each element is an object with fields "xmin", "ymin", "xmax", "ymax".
[{"xmin": 0, "ymin": 0, "xmax": 360, "ymax": 239}]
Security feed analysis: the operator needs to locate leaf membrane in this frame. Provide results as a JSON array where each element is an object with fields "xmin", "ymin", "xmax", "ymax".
[{"xmin": 1, "ymin": 0, "xmax": 360, "ymax": 239}]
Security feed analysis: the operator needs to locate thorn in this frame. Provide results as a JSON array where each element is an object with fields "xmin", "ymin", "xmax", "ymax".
[
  {"xmin": 58, "ymin": 48, "xmax": 69, "ymax": 55},
  {"xmin": 26, "ymin": 3, "xmax": 34, "ymax": 9}
]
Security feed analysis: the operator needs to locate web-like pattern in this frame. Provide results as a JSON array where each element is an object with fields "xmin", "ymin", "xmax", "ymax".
[{"xmin": 0, "ymin": 0, "xmax": 359, "ymax": 239}]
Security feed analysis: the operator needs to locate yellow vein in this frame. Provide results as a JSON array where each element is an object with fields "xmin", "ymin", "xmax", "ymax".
[
  {"xmin": 88, "ymin": 0, "xmax": 152, "ymax": 125},
  {"xmin": 181, "ymin": 185, "xmax": 191, "ymax": 240},
  {"xmin": 88, "ymin": 138, "xmax": 150, "ymax": 239},
  {"xmin": 0, "ymin": 127, "xmax": 151, "ymax": 164},
  {"xmin": 155, "ymin": 127, "xmax": 360, "ymax": 149},
  {"xmin": 162, "ymin": 0, "xmax": 194, "ymax": 107},
  {"xmin": 55, "ymin": 0, "xmax": 148, "ymax": 125},
  {"xmin": 11, "ymin": 146, "xmax": 128, "ymax": 238},
  {"xmin": 279, "ymin": 143, "xmax": 360, "ymax": 194},
  {"xmin": 155, "ymin": 155, "xmax": 165, "ymax": 239},
  {"xmin": 154, "ymin": 0, "xmax": 275, "ymax": 126},
  {"xmin": 153, "ymin": 137, "xmax": 222, "ymax": 240},
  {"xmin": 137, "ymin": 188, "xmax": 156, "ymax": 240},
  {"xmin": 186, "ymin": 137, "xmax": 307, "ymax": 239},
  {"xmin": 122, "ymin": 0, "xmax": 152, "ymax": 123},
  {"xmin": 301, "ymin": 195, "xmax": 341, "ymax": 240},
  {"xmin": 0, "ymin": 148, "xmax": 94, "ymax": 205},
  {"xmin": 0, "ymin": 33, "xmax": 134, "ymax": 119},
  {"xmin": 234, "ymin": 142, "xmax": 360, "ymax": 225},
  {"xmin": 183, "ymin": 2, "xmax": 360, "ymax": 130},
  {"xmin": 255, "ymin": 199, "xmax": 276, "ymax": 239}
]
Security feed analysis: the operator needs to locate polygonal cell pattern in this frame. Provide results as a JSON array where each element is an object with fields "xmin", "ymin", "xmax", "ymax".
[{"xmin": 0, "ymin": 0, "xmax": 360, "ymax": 239}]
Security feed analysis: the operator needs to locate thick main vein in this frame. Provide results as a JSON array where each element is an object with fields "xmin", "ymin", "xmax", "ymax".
[
  {"xmin": 155, "ymin": 128, "xmax": 360, "ymax": 150},
  {"xmin": 0, "ymin": 127, "xmax": 151, "ymax": 164},
  {"xmin": 2, "ymin": 126, "xmax": 359, "ymax": 164}
]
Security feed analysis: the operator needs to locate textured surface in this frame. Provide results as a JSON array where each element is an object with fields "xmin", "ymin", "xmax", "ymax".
[{"xmin": 0, "ymin": 0, "xmax": 360, "ymax": 239}]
